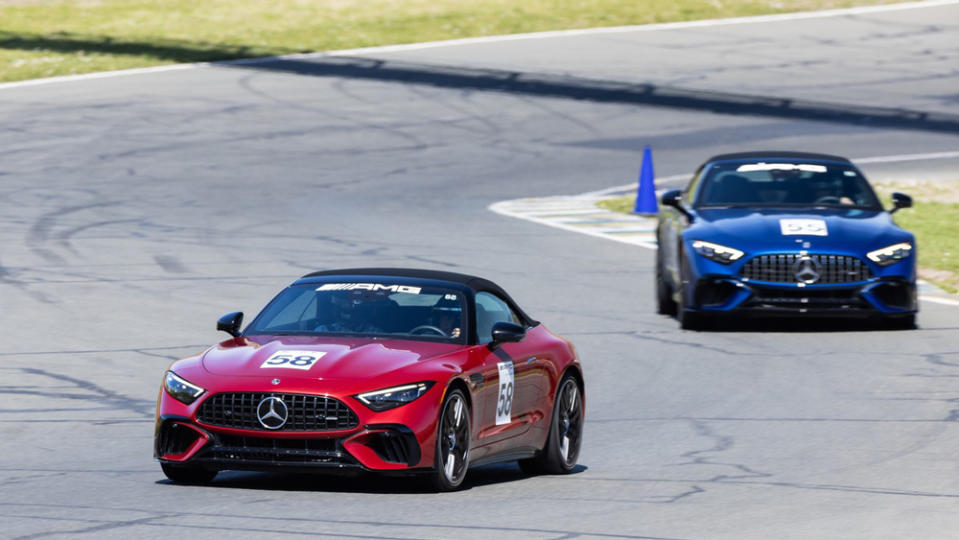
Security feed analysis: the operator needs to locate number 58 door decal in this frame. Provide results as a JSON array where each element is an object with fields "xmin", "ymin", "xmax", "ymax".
[{"xmin": 496, "ymin": 360, "xmax": 514, "ymax": 425}]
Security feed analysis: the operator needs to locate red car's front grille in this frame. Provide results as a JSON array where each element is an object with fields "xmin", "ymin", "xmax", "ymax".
[{"xmin": 196, "ymin": 392, "xmax": 359, "ymax": 431}]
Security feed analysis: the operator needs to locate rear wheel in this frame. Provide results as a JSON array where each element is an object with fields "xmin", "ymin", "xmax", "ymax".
[
  {"xmin": 431, "ymin": 389, "xmax": 471, "ymax": 491},
  {"xmin": 161, "ymin": 463, "xmax": 217, "ymax": 484},
  {"xmin": 519, "ymin": 374, "xmax": 583, "ymax": 475}
]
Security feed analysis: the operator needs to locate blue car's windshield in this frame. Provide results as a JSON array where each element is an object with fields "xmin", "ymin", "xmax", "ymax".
[
  {"xmin": 245, "ymin": 282, "xmax": 467, "ymax": 344},
  {"xmin": 695, "ymin": 161, "xmax": 882, "ymax": 210}
]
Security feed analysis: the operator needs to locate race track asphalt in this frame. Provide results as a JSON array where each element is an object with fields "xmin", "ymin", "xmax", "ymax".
[{"xmin": 1, "ymin": 3, "xmax": 958, "ymax": 539}]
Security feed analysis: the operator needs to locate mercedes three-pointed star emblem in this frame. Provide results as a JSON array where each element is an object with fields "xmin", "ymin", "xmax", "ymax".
[
  {"xmin": 792, "ymin": 256, "xmax": 822, "ymax": 284},
  {"xmin": 256, "ymin": 396, "xmax": 289, "ymax": 430}
]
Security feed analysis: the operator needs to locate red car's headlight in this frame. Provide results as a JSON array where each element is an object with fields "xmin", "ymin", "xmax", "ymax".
[
  {"xmin": 355, "ymin": 382, "xmax": 434, "ymax": 412},
  {"xmin": 164, "ymin": 371, "xmax": 205, "ymax": 405}
]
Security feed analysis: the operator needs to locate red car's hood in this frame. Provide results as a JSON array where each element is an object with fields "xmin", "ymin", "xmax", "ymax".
[{"xmin": 201, "ymin": 335, "xmax": 462, "ymax": 380}]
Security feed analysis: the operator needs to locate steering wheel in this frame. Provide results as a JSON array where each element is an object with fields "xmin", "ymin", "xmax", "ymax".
[
  {"xmin": 813, "ymin": 195, "xmax": 841, "ymax": 205},
  {"xmin": 409, "ymin": 325, "xmax": 448, "ymax": 337}
]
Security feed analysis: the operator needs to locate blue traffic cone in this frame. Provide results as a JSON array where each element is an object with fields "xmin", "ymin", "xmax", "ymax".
[{"xmin": 633, "ymin": 145, "xmax": 658, "ymax": 215}]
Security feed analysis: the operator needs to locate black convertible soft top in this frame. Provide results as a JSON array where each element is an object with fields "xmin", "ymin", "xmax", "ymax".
[
  {"xmin": 704, "ymin": 151, "xmax": 853, "ymax": 164},
  {"xmin": 297, "ymin": 268, "xmax": 537, "ymax": 326}
]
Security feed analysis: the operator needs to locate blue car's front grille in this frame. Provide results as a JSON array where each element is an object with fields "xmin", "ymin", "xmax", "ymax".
[{"xmin": 741, "ymin": 254, "xmax": 871, "ymax": 284}]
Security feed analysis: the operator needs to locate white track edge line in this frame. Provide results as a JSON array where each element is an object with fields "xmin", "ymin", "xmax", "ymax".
[
  {"xmin": 2, "ymin": 0, "xmax": 957, "ymax": 91},
  {"xmin": 920, "ymin": 296, "xmax": 959, "ymax": 306}
]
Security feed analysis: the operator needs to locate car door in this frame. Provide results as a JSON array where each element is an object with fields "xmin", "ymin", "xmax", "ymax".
[
  {"xmin": 470, "ymin": 291, "xmax": 543, "ymax": 451},
  {"xmin": 661, "ymin": 169, "xmax": 702, "ymax": 286}
]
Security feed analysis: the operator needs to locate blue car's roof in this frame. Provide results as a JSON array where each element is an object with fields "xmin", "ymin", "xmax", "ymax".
[{"xmin": 704, "ymin": 151, "xmax": 852, "ymax": 165}]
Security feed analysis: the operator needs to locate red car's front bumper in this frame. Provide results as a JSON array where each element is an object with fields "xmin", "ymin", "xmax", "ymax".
[{"xmin": 155, "ymin": 380, "xmax": 446, "ymax": 473}]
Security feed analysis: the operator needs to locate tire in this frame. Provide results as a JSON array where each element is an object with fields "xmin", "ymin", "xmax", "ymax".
[
  {"xmin": 677, "ymin": 302, "xmax": 705, "ymax": 330},
  {"xmin": 161, "ymin": 463, "xmax": 217, "ymax": 484},
  {"xmin": 677, "ymin": 255, "xmax": 706, "ymax": 330},
  {"xmin": 519, "ymin": 374, "xmax": 583, "ymax": 475},
  {"xmin": 656, "ymin": 250, "xmax": 677, "ymax": 316},
  {"xmin": 430, "ymin": 389, "xmax": 471, "ymax": 492},
  {"xmin": 884, "ymin": 314, "xmax": 916, "ymax": 330}
]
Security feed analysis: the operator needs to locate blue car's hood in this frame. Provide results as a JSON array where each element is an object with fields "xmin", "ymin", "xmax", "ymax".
[{"xmin": 688, "ymin": 207, "xmax": 912, "ymax": 253}]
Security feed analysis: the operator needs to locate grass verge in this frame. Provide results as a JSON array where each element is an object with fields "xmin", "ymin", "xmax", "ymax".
[
  {"xmin": 0, "ymin": 0, "xmax": 896, "ymax": 83},
  {"xmin": 597, "ymin": 183, "xmax": 959, "ymax": 294}
]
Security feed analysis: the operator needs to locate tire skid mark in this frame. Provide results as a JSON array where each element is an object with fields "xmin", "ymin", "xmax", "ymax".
[
  {"xmin": 16, "ymin": 368, "xmax": 154, "ymax": 417},
  {"xmin": 55, "ymin": 218, "xmax": 142, "ymax": 254},
  {"xmin": 26, "ymin": 201, "xmax": 122, "ymax": 265},
  {"xmin": 0, "ymin": 256, "xmax": 55, "ymax": 304},
  {"xmin": 152, "ymin": 254, "xmax": 188, "ymax": 274}
]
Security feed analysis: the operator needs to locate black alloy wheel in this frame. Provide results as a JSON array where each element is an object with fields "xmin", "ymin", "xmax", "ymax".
[
  {"xmin": 432, "ymin": 389, "xmax": 471, "ymax": 491},
  {"xmin": 519, "ymin": 374, "xmax": 583, "ymax": 475}
]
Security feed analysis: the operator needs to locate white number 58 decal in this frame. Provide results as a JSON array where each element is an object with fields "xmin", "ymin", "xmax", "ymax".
[
  {"xmin": 260, "ymin": 350, "xmax": 326, "ymax": 370},
  {"xmin": 496, "ymin": 360, "xmax": 514, "ymax": 425}
]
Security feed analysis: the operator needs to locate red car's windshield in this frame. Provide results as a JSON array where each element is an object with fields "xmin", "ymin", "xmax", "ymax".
[{"xmin": 244, "ymin": 282, "xmax": 467, "ymax": 344}]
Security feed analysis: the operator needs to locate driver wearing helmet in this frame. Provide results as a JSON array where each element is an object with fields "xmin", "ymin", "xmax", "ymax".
[
  {"xmin": 809, "ymin": 175, "xmax": 854, "ymax": 205},
  {"xmin": 431, "ymin": 297, "xmax": 462, "ymax": 339},
  {"xmin": 315, "ymin": 291, "xmax": 383, "ymax": 333}
]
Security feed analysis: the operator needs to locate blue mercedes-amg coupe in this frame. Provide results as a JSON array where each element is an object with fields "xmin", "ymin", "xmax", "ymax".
[{"xmin": 656, "ymin": 151, "xmax": 916, "ymax": 330}]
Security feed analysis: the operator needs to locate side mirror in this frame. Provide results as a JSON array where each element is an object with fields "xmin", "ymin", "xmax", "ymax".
[
  {"xmin": 890, "ymin": 192, "xmax": 912, "ymax": 213},
  {"xmin": 660, "ymin": 189, "xmax": 682, "ymax": 208},
  {"xmin": 660, "ymin": 189, "xmax": 694, "ymax": 222},
  {"xmin": 217, "ymin": 312, "xmax": 243, "ymax": 338},
  {"xmin": 488, "ymin": 321, "xmax": 525, "ymax": 349}
]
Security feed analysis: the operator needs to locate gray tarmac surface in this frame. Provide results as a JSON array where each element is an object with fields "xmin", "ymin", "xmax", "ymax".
[{"xmin": 2, "ymin": 3, "xmax": 959, "ymax": 539}]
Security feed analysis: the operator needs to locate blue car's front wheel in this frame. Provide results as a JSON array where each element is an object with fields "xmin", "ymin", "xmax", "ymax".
[
  {"xmin": 884, "ymin": 314, "xmax": 916, "ymax": 330},
  {"xmin": 656, "ymin": 250, "xmax": 677, "ymax": 316},
  {"xmin": 677, "ymin": 254, "xmax": 708, "ymax": 330}
]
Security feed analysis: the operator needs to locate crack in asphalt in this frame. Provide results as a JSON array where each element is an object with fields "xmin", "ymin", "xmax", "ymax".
[
  {"xmin": 578, "ymin": 475, "xmax": 959, "ymax": 499},
  {"xmin": 0, "ymin": 502, "xmax": 691, "ymax": 540}
]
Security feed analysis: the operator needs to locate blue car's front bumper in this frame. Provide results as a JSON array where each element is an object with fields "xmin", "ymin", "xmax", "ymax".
[{"xmin": 683, "ymin": 251, "xmax": 917, "ymax": 317}]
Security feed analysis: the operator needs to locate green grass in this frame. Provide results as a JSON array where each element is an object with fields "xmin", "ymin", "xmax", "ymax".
[
  {"xmin": 875, "ymin": 183, "xmax": 959, "ymax": 293},
  {"xmin": 0, "ymin": 0, "xmax": 895, "ymax": 83},
  {"xmin": 596, "ymin": 196, "xmax": 637, "ymax": 215},
  {"xmin": 597, "ymin": 187, "xmax": 959, "ymax": 294}
]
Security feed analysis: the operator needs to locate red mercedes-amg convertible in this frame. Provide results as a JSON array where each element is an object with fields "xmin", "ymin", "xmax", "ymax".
[{"xmin": 155, "ymin": 268, "xmax": 584, "ymax": 490}]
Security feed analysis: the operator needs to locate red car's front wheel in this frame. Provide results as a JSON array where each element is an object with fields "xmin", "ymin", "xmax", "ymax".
[{"xmin": 431, "ymin": 389, "xmax": 471, "ymax": 491}]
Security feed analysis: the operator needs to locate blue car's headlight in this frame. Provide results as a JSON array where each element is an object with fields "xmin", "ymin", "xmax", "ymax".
[
  {"xmin": 164, "ymin": 371, "xmax": 205, "ymax": 405},
  {"xmin": 692, "ymin": 240, "xmax": 744, "ymax": 264},
  {"xmin": 867, "ymin": 242, "xmax": 912, "ymax": 266},
  {"xmin": 355, "ymin": 382, "xmax": 434, "ymax": 412}
]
